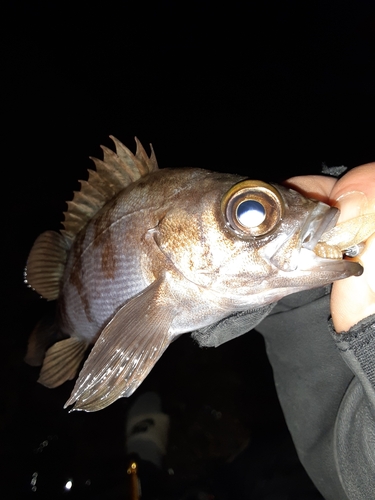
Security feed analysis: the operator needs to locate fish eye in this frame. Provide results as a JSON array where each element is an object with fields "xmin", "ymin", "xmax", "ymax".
[{"xmin": 222, "ymin": 180, "xmax": 283, "ymax": 237}]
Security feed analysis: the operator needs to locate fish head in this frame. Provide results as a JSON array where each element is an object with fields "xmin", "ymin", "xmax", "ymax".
[{"xmin": 153, "ymin": 174, "xmax": 363, "ymax": 308}]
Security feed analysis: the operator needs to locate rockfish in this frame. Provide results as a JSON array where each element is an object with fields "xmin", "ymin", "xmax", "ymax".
[{"xmin": 25, "ymin": 137, "xmax": 369, "ymax": 411}]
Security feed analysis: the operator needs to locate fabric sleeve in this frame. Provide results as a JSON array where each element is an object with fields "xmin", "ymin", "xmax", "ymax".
[
  {"xmin": 256, "ymin": 287, "xmax": 375, "ymax": 500},
  {"xmin": 191, "ymin": 303, "xmax": 276, "ymax": 347}
]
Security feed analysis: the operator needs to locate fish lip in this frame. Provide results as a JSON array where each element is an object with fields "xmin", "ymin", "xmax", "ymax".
[
  {"xmin": 299, "ymin": 203, "xmax": 363, "ymax": 277},
  {"xmin": 297, "ymin": 247, "xmax": 363, "ymax": 276},
  {"xmin": 301, "ymin": 204, "xmax": 340, "ymax": 251}
]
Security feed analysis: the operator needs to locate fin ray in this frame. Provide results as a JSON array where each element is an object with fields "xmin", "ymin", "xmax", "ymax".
[
  {"xmin": 26, "ymin": 231, "xmax": 69, "ymax": 300},
  {"xmin": 64, "ymin": 278, "xmax": 174, "ymax": 412},
  {"xmin": 38, "ymin": 337, "xmax": 88, "ymax": 388},
  {"xmin": 62, "ymin": 137, "xmax": 158, "ymax": 241}
]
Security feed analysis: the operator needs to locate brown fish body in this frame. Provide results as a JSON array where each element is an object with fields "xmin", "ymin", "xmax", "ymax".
[
  {"xmin": 59, "ymin": 168, "xmax": 245, "ymax": 344},
  {"xmin": 25, "ymin": 138, "xmax": 364, "ymax": 411}
]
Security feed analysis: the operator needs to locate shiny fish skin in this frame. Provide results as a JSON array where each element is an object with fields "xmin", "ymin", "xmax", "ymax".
[{"xmin": 25, "ymin": 138, "xmax": 364, "ymax": 411}]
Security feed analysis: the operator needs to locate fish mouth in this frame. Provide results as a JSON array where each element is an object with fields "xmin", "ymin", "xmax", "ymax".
[
  {"xmin": 301, "ymin": 204, "xmax": 340, "ymax": 251},
  {"xmin": 299, "ymin": 203, "xmax": 363, "ymax": 277}
]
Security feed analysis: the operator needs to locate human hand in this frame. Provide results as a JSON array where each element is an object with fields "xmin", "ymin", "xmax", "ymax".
[{"xmin": 285, "ymin": 163, "xmax": 375, "ymax": 332}]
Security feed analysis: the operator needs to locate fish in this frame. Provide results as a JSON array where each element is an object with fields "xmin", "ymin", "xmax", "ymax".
[{"xmin": 24, "ymin": 136, "xmax": 372, "ymax": 412}]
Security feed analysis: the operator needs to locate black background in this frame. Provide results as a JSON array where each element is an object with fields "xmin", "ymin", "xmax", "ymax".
[{"xmin": 2, "ymin": 1, "xmax": 374, "ymax": 498}]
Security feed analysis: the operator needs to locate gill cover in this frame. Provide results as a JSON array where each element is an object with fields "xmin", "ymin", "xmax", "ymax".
[{"xmin": 222, "ymin": 180, "xmax": 284, "ymax": 238}]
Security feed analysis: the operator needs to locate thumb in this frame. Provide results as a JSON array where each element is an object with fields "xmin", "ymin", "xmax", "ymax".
[{"xmin": 330, "ymin": 163, "xmax": 375, "ymax": 332}]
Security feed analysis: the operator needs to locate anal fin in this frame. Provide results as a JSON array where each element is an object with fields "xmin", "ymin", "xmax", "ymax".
[
  {"xmin": 25, "ymin": 312, "xmax": 58, "ymax": 366},
  {"xmin": 64, "ymin": 278, "xmax": 175, "ymax": 412},
  {"xmin": 38, "ymin": 337, "xmax": 88, "ymax": 388}
]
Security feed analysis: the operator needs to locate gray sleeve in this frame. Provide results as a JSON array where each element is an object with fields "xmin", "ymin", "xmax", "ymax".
[
  {"xmin": 191, "ymin": 302, "xmax": 276, "ymax": 347},
  {"xmin": 256, "ymin": 288, "xmax": 375, "ymax": 500},
  {"xmin": 328, "ymin": 315, "xmax": 375, "ymax": 498}
]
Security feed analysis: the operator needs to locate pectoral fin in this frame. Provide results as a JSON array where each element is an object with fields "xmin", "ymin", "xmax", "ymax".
[{"xmin": 64, "ymin": 279, "xmax": 175, "ymax": 412}]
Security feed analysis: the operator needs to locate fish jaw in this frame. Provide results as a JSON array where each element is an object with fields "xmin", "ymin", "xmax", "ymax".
[
  {"xmin": 295, "ymin": 209, "xmax": 375, "ymax": 280},
  {"xmin": 252, "ymin": 197, "xmax": 363, "ymax": 293},
  {"xmin": 293, "ymin": 247, "xmax": 363, "ymax": 276},
  {"xmin": 224, "ymin": 201, "xmax": 364, "ymax": 307},
  {"xmin": 294, "ymin": 204, "xmax": 364, "ymax": 277},
  {"xmin": 153, "ymin": 179, "xmax": 364, "ymax": 308}
]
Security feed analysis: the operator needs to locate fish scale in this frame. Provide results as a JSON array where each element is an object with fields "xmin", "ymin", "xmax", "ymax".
[{"xmin": 25, "ymin": 137, "xmax": 369, "ymax": 411}]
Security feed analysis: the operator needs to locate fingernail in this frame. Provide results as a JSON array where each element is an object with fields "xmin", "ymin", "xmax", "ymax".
[{"xmin": 335, "ymin": 191, "xmax": 368, "ymax": 222}]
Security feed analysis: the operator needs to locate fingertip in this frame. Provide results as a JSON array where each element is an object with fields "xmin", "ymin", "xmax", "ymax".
[
  {"xmin": 334, "ymin": 191, "xmax": 368, "ymax": 222},
  {"xmin": 330, "ymin": 163, "xmax": 375, "ymax": 202},
  {"xmin": 284, "ymin": 175, "xmax": 337, "ymax": 203}
]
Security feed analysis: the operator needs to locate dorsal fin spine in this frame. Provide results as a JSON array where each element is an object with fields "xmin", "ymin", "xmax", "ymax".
[
  {"xmin": 26, "ymin": 137, "xmax": 158, "ymax": 303},
  {"xmin": 86, "ymin": 170, "xmax": 116, "ymax": 198},
  {"xmin": 61, "ymin": 137, "xmax": 158, "ymax": 243}
]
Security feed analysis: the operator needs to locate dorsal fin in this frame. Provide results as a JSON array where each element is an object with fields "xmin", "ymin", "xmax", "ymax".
[{"xmin": 61, "ymin": 136, "xmax": 158, "ymax": 242}]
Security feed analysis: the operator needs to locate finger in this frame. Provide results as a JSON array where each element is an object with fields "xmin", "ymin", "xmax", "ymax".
[
  {"xmin": 284, "ymin": 175, "xmax": 337, "ymax": 204},
  {"xmin": 331, "ymin": 233, "xmax": 375, "ymax": 331},
  {"xmin": 330, "ymin": 163, "xmax": 375, "ymax": 221},
  {"xmin": 330, "ymin": 163, "xmax": 375, "ymax": 331},
  {"xmin": 330, "ymin": 163, "xmax": 375, "ymax": 203}
]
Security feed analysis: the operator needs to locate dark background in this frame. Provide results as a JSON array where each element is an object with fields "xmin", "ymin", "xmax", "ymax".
[{"xmin": 2, "ymin": 1, "xmax": 375, "ymax": 498}]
